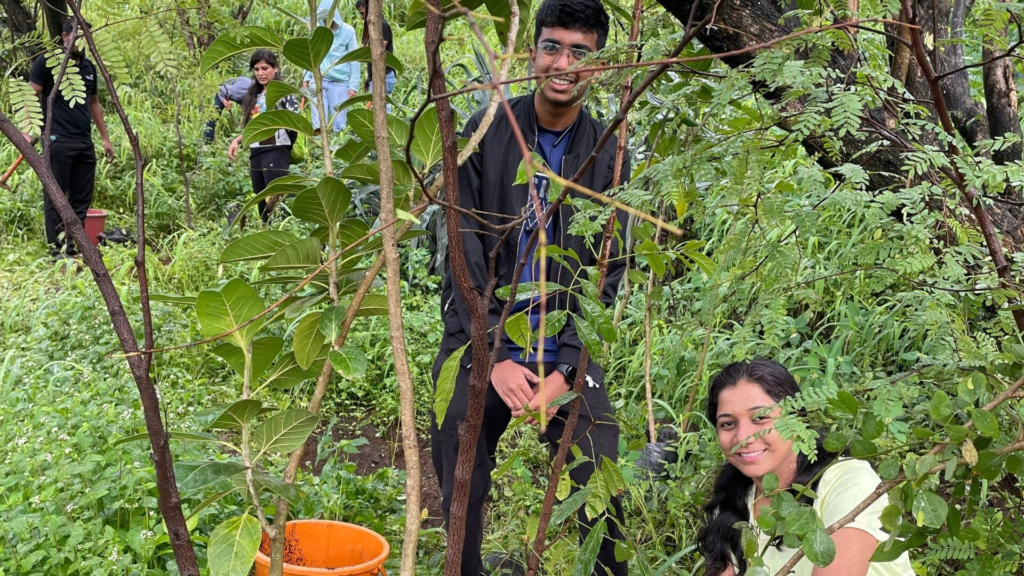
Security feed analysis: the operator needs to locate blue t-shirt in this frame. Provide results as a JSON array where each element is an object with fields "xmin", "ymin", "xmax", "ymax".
[{"xmin": 507, "ymin": 125, "xmax": 572, "ymax": 363}]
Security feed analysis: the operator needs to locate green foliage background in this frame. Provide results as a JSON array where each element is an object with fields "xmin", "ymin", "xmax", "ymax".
[{"xmin": 2, "ymin": 0, "xmax": 1024, "ymax": 574}]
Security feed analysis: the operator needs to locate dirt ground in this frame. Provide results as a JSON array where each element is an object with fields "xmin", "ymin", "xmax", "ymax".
[{"xmin": 300, "ymin": 417, "xmax": 444, "ymax": 529}]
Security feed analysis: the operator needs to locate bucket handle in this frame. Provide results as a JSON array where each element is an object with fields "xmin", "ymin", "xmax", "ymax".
[{"xmin": 378, "ymin": 568, "xmax": 388, "ymax": 576}]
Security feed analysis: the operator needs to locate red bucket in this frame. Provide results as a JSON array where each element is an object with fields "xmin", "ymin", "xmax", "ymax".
[{"xmin": 84, "ymin": 208, "xmax": 107, "ymax": 245}]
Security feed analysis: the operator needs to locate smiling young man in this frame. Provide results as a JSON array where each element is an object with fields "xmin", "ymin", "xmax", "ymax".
[{"xmin": 430, "ymin": 0, "xmax": 629, "ymax": 574}]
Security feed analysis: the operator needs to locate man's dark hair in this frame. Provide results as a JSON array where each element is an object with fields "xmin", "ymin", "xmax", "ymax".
[
  {"xmin": 533, "ymin": 0, "xmax": 610, "ymax": 50},
  {"xmin": 62, "ymin": 17, "xmax": 90, "ymax": 35},
  {"xmin": 355, "ymin": 0, "xmax": 367, "ymax": 9}
]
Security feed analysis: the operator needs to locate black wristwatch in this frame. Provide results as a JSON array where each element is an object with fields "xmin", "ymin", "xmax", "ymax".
[{"xmin": 553, "ymin": 362, "xmax": 578, "ymax": 384}]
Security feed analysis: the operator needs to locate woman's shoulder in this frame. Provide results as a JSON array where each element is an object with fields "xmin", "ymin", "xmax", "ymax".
[{"xmin": 819, "ymin": 458, "xmax": 880, "ymax": 490}]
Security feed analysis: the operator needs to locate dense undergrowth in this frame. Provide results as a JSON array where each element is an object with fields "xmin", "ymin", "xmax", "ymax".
[{"xmin": 3, "ymin": 0, "xmax": 1024, "ymax": 574}]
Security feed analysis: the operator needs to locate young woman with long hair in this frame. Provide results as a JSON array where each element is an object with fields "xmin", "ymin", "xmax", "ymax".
[
  {"xmin": 698, "ymin": 359, "xmax": 913, "ymax": 575},
  {"xmin": 227, "ymin": 49, "xmax": 299, "ymax": 222}
]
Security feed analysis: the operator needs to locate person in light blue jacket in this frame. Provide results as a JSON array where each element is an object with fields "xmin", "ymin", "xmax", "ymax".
[{"xmin": 303, "ymin": 0, "xmax": 361, "ymax": 132}]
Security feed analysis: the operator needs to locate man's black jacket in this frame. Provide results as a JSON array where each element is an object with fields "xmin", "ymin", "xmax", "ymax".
[{"xmin": 439, "ymin": 94, "xmax": 630, "ymax": 372}]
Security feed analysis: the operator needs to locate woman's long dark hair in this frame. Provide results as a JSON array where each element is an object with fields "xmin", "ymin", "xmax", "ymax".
[
  {"xmin": 697, "ymin": 359, "xmax": 838, "ymax": 575},
  {"xmin": 242, "ymin": 49, "xmax": 281, "ymax": 124}
]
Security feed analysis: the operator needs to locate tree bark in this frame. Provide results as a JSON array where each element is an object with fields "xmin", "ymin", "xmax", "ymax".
[
  {"xmin": 982, "ymin": 9, "xmax": 1022, "ymax": 168},
  {"xmin": 41, "ymin": 0, "xmax": 68, "ymax": 42},
  {"xmin": 1, "ymin": 0, "xmax": 34, "ymax": 36},
  {"xmin": 368, "ymin": 0, "xmax": 422, "ymax": 571}
]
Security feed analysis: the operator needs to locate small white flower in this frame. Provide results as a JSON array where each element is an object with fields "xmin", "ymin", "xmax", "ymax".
[
  {"xmin": 108, "ymin": 547, "xmax": 119, "ymax": 562},
  {"xmin": 66, "ymin": 503, "xmax": 77, "ymax": 512},
  {"xmin": 45, "ymin": 453, "xmax": 53, "ymax": 462},
  {"xmin": 31, "ymin": 496, "xmax": 41, "ymax": 505},
  {"xmin": 65, "ymin": 448, "xmax": 72, "ymax": 454},
  {"xmin": 51, "ymin": 426, "xmax": 58, "ymax": 434},
  {"xmin": 58, "ymin": 434, "xmax": 70, "ymax": 441},
  {"xmin": 133, "ymin": 461, "xmax": 141, "ymax": 469}
]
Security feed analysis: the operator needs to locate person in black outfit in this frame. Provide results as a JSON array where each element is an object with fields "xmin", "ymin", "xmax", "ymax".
[
  {"xmin": 430, "ymin": 0, "xmax": 629, "ymax": 574},
  {"xmin": 26, "ymin": 18, "xmax": 114, "ymax": 258},
  {"xmin": 227, "ymin": 50, "xmax": 299, "ymax": 222}
]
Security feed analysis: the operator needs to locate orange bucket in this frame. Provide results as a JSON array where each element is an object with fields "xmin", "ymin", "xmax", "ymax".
[{"xmin": 254, "ymin": 520, "xmax": 389, "ymax": 576}]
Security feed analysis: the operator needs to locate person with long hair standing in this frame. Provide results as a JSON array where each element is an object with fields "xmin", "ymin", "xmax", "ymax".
[
  {"xmin": 698, "ymin": 359, "xmax": 913, "ymax": 575},
  {"xmin": 227, "ymin": 50, "xmax": 299, "ymax": 222}
]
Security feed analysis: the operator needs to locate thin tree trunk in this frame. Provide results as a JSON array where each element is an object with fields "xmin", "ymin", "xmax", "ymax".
[
  {"xmin": 0, "ymin": 111, "xmax": 200, "ymax": 576},
  {"xmin": 173, "ymin": 80, "xmax": 193, "ymax": 229},
  {"xmin": 368, "ymin": 0, "xmax": 422, "ymax": 571},
  {"xmin": 62, "ymin": 4, "xmax": 200, "ymax": 572},
  {"xmin": 982, "ymin": 6, "xmax": 1022, "ymax": 168},
  {"xmin": 423, "ymin": 2, "xmax": 497, "ymax": 572},
  {"xmin": 41, "ymin": 0, "xmax": 68, "ymax": 41}
]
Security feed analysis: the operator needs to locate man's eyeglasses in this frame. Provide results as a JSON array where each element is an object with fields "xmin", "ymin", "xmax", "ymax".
[{"xmin": 536, "ymin": 41, "xmax": 591, "ymax": 62}]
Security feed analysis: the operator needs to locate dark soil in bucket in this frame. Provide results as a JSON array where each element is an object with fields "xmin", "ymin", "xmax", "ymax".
[{"xmin": 258, "ymin": 530, "xmax": 308, "ymax": 566}]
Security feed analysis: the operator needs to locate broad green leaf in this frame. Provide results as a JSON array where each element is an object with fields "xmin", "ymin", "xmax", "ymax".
[
  {"xmin": 802, "ymin": 526, "xmax": 837, "ymax": 567},
  {"xmin": 572, "ymin": 521, "xmax": 606, "ymax": 576},
  {"xmin": 318, "ymin": 305, "xmax": 347, "ymax": 342},
  {"xmin": 211, "ymin": 336, "xmax": 284, "ymax": 379},
  {"xmin": 971, "ymin": 408, "xmax": 999, "ymax": 438},
  {"xmin": 221, "ymin": 231, "xmax": 299, "ymax": 263},
  {"xmin": 912, "ymin": 490, "xmax": 948, "ymax": 528},
  {"xmin": 334, "ymin": 138, "xmax": 373, "ymax": 164},
  {"xmin": 145, "ymin": 293, "xmax": 196, "ymax": 306},
  {"xmin": 262, "ymin": 238, "xmax": 322, "ymax": 272},
  {"xmin": 355, "ymin": 293, "xmax": 389, "ymax": 316},
  {"xmin": 293, "ymin": 312, "xmax": 325, "ymax": 370},
  {"xmin": 412, "ymin": 106, "xmax": 442, "ymax": 167},
  {"xmin": 282, "ymin": 26, "xmax": 334, "ymax": 72},
  {"xmin": 823, "ymin": 431, "xmax": 848, "ymax": 453},
  {"xmin": 785, "ymin": 506, "xmax": 817, "ymax": 535},
  {"xmin": 200, "ymin": 27, "xmax": 283, "ymax": 73},
  {"xmin": 495, "ymin": 282, "xmax": 566, "ymax": 302},
  {"xmin": 505, "ymin": 312, "xmax": 532, "ymax": 349},
  {"xmin": 975, "ymin": 450, "xmax": 1003, "ymax": 481},
  {"xmin": 207, "ymin": 513, "xmax": 261, "ymax": 576},
  {"xmin": 196, "ymin": 279, "xmax": 265, "ymax": 349},
  {"xmin": 538, "ymin": 310, "xmax": 567, "ymax": 336},
  {"xmin": 337, "ymin": 219, "xmax": 372, "ymax": 250},
  {"xmin": 241, "ymin": 110, "xmax": 313, "ymax": 147},
  {"xmin": 291, "ymin": 177, "xmax": 351, "ymax": 226},
  {"xmin": 335, "ymin": 45, "xmax": 405, "ymax": 75},
  {"xmin": 263, "ymin": 353, "xmax": 319, "ymax": 389},
  {"xmin": 265, "ymin": 80, "xmax": 300, "ymax": 109},
  {"xmin": 111, "ymin": 430, "xmax": 223, "ymax": 448},
  {"xmin": 230, "ymin": 176, "xmax": 314, "ymax": 230},
  {"xmin": 828, "ymin": 391, "xmax": 859, "ymax": 418},
  {"xmin": 252, "ymin": 474, "xmax": 302, "ymax": 503},
  {"xmin": 552, "ymin": 484, "xmax": 593, "ymax": 525},
  {"xmin": 329, "ymin": 344, "xmax": 368, "ymax": 379},
  {"xmin": 484, "ymin": 0, "xmax": 532, "ymax": 49},
  {"xmin": 762, "ymin": 473, "xmax": 780, "ymax": 493},
  {"xmin": 929, "ymin": 390, "xmax": 953, "ymax": 425},
  {"xmin": 574, "ymin": 314, "xmax": 604, "ymax": 357},
  {"xmin": 578, "ymin": 296, "xmax": 615, "ymax": 342},
  {"xmin": 348, "ymin": 109, "xmax": 409, "ymax": 148},
  {"xmin": 435, "ymin": 343, "xmax": 468, "ymax": 427},
  {"xmin": 206, "ymin": 399, "xmax": 264, "ymax": 430},
  {"xmin": 600, "ymin": 456, "xmax": 625, "ymax": 496},
  {"xmin": 174, "ymin": 461, "xmax": 248, "ymax": 492},
  {"xmin": 252, "ymin": 409, "xmax": 319, "ymax": 460}
]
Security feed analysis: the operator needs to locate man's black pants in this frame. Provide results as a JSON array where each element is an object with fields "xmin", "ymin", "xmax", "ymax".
[
  {"xmin": 45, "ymin": 137, "xmax": 95, "ymax": 255},
  {"xmin": 430, "ymin": 356, "xmax": 627, "ymax": 576}
]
